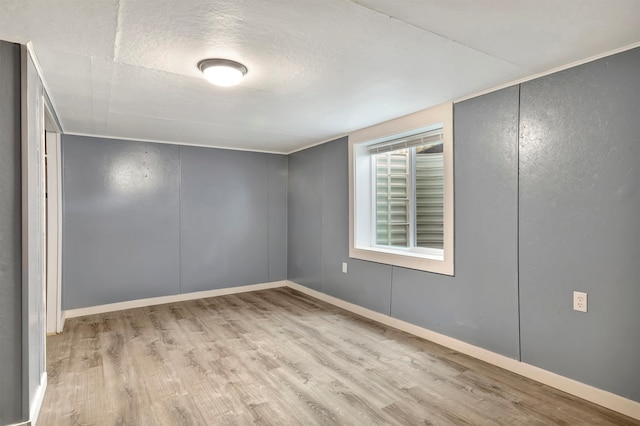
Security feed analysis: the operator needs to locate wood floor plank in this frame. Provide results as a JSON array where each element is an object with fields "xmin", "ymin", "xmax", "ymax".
[{"xmin": 39, "ymin": 288, "xmax": 640, "ymax": 425}]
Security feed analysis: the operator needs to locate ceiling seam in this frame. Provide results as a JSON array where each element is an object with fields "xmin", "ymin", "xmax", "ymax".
[
  {"xmin": 346, "ymin": 0, "xmax": 528, "ymax": 71},
  {"xmin": 113, "ymin": 0, "xmax": 124, "ymax": 62},
  {"xmin": 90, "ymin": 56, "xmax": 96, "ymax": 132},
  {"xmin": 106, "ymin": 0, "xmax": 124, "ymax": 133}
]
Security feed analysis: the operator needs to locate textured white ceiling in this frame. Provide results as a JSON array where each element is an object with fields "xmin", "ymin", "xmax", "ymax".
[{"xmin": 1, "ymin": 0, "xmax": 639, "ymax": 153}]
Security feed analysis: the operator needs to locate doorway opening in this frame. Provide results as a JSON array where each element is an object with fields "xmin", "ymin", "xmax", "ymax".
[{"xmin": 44, "ymin": 105, "xmax": 62, "ymax": 335}]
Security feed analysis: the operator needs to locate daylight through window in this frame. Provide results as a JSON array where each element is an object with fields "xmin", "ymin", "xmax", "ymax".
[
  {"xmin": 348, "ymin": 102, "xmax": 453, "ymax": 275},
  {"xmin": 373, "ymin": 129, "xmax": 444, "ymax": 254}
]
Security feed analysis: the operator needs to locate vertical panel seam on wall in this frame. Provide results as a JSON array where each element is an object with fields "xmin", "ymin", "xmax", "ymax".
[
  {"xmin": 266, "ymin": 156, "xmax": 271, "ymax": 282},
  {"xmin": 60, "ymin": 139, "xmax": 65, "ymax": 309},
  {"xmin": 320, "ymin": 147, "xmax": 325, "ymax": 293},
  {"xmin": 284, "ymin": 156, "xmax": 288, "ymax": 277},
  {"xmin": 178, "ymin": 145, "xmax": 182, "ymax": 294},
  {"xmin": 389, "ymin": 266, "xmax": 394, "ymax": 316},
  {"xmin": 516, "ymin": 84, "xmax": 522, "ymax": 362}
]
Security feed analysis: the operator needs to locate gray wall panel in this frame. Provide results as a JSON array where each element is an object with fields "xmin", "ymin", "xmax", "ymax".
[
  {"xmin": 287, "ymin": 145, "xmax": 323, "ymax": 291},
  {"xmin": 62, "ymin": 137, "xmax": 287, "ymax": 309},
  {"xmin": 319, "ymin": 138, "xmax": 348, "ymax": 299},
  {"xmin": 320, "ymin": 138, "xmax": 392, "ymax": 314},
  {"xmin": 62, "ymin": 136, "xmax": 181, "ymax": 308},
  {"xmin": 519, "ymin": 48, "xmax": 640, "ymax": 401},
  {"xmin": 338, "ymin": 259, "xmax": 392, "ymax": 314},
  {"xmin": 180, "ymin": 146, "xmax": 271, "ymax": 292},
  {"xmin": 0, "ymin": 40, "xmax": 23, "ymax": 425},
  {"xmin": 391, "ymin": 87, "xmax": 520, "ymax": 357},
  {"xmin": 267, "ymin": 155, "xmax": 288, "ymax": 281}
]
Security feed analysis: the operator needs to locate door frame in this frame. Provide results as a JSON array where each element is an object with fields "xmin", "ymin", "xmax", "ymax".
[{"xmin": 44, "ymin": 103, "xmax": 63, "ymax": 334}]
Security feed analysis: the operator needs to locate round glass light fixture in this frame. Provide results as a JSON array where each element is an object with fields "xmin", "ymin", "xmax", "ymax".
[{"xmin": 198, "ymin": 58, "xmax": 248, "ymax": 87}]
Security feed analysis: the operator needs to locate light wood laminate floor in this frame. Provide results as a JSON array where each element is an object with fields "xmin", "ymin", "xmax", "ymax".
[{"xmin": 40, "ymin": 287, "xmax": 639, "ymax": 425}]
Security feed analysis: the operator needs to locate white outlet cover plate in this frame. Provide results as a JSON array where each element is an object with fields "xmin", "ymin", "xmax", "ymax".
[{"xmin": 573, "ymin": 291, "xmax": 588, "ymax": 313}]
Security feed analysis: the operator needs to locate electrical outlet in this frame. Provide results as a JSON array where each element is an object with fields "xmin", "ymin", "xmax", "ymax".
[
  {"xmin": 573, "ymin": 291, "xmax": 587, "ymax": 313},
  {"xmin": 342, "ymin": 262, "xmax": 348, "ymax": 274}
]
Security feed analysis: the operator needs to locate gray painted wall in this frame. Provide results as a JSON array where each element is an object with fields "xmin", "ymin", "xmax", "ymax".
[
  {"xmin": 0, "ymin": 40, "xmax": 23, "ymax": 425},
  {"xmin": 62, "ymin": 136, "xmax": 181, "ymax": 308},
  {"xmin": 267, "ymin": 155, "xmax": 288, "ymax": 282},
  {"xmin": 180, "ymin": 146, "xmax": 287, "ymax": 293},
  {"xmin": 288, "ymin": 48, "xmax": 640, "ymax": 402},
  {"xmin": 62, "ymin": 136, "xmax": 287, "ymax": 309},
  {"xmin": 519, "ymin": 48, "xmax": 640, "ymax": 401},
  {"xmin": 391, "ymin": 86, "xmax": 520, "ymax": 358},
  {"xmin": 287, "ymin": 144, "xmax": 324, "ymax": 292},
  {"xmin": 288, "ymin": 138, "xmax": 393, "ymax": 314},
  {"xmin": 288, "ymin": 86, "xmax": 520, "ymax": 357}
]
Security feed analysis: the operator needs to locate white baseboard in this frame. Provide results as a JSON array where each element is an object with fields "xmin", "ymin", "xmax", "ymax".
[
  {"xmin": 31, "ymin": 372, "xmax": 47, "ymax": 426},
  {"xmin": 285, "ymin": 280, "xmax": 640, "ymax": 421},
  {"xmin": 56, "ymin": 279, "xmax": 639, "ymax": 420},
  {"xmin": 64, "ymin": 281, "xmax": 287, "ymax": 319},
  {"xmin": 58, "ymin": 311, "xmax": 65, "ymax": 334}
]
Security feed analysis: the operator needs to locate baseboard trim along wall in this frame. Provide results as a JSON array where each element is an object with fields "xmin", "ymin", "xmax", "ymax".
[
  {"xmin": 58, "ymin": 311, "xmax": 66, "ymax": 334},
  {"xmin": 59, "ymin": 279, "xmax": 639, "ymax": 420},
  {"xmin": 31, "ymin": 372, "xmax": 47, "ymax": 426},
  {"xmin": 64, "ymin": 281, "xmax": 288, "ymax": 319},
  {"xmin": 285, "ymin": 280, "xmax": 640, "ymax": 421}
]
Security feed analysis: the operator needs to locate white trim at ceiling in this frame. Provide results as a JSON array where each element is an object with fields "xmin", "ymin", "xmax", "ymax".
[
  {"xmin": 285, "ymin": 133, "xmax": 348, "ymax": 155},
  {"xmin": 454, "ymin": 40, "xmax": 640, "ymax": 103},
  {"xmin": 25, "ymin": 42, "xmax": 64, "ymax": 133},
  {"xmin": 64, "ymin": 131, "xmax": 290, "ymax": 155}
]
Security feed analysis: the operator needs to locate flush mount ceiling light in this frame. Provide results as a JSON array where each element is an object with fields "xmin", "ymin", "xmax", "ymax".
[{"xmin": 198, "ymin": 58, "xmax": 248, "ymax": 87}]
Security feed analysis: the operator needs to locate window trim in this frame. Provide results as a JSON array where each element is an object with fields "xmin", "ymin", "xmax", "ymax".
[{"xmin": 348, "ymin": 102, "xmax": 454, "ymax": 275}]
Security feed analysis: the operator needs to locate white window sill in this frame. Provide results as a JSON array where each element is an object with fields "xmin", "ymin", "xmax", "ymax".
[
  {"xmin": 359, "ymin": 245, "xmax": 444, "ymax": 262},
  {"xmin": 350, "ymin": 246, "xmax": 453, "ymax": 275}
]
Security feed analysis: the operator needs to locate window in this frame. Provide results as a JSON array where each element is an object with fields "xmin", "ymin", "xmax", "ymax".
[
  {"xmin": 349, "ymin": 102, "xmax": 454, "ymax": 275},
  {"xmin": 373, "ymin": 130, "xmax": 444, "ymax": 251}
]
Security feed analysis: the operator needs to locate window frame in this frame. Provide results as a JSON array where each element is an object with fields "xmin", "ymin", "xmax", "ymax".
[{"xmin": 348, "ymin": 102, "xmax": 454, "ymax": 275}]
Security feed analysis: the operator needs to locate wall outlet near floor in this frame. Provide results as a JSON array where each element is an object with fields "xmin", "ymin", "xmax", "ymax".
[
  {"xmin": 342, "ymin": 262, "xmax": 348, "ymax": 274},
  {"xmin": 573, "ymin": 291, "xmax": 587, "ymax": 312}
]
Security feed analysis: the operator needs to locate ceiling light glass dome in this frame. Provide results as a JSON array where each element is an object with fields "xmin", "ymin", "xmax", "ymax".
[{"xmin": 198, "ymin": 59, "xmax": 248, "ymax": 87}]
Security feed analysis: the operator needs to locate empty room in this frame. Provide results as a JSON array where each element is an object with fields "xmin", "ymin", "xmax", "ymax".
[{"xmin": 1, "ymin": 1, "xmax": 640, "ymax": 425}]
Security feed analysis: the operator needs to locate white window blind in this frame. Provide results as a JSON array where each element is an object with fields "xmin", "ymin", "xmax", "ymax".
[
  {"xmin": 373, "ymin": 131, "xmax": 444, "ymax": 250},
  {"xmin": 368, "ymin": 129, "xmax": 443, "ymax": 155},
  {"xmin": 375, "ymin": 151, "xmax": 410, "ymax": 246},
  {"xmin": 415, "ymin": 152, "xmax": 444, "ymax": 249}
]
